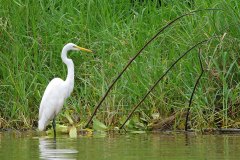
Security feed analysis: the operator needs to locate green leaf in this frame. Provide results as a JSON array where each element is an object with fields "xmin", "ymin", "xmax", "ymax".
[
  {"xmin": 93, "ymin": 118, "xmax": 108, "ymax": 131},
  {"xmin": 57, "ymin": 124, "xmax": 69, "ymax": 133},
  {"xmin": 46, "ymin": 124, "xmax": 68, "ymax": 135},
  {"xmin": 69, "ymin": 126, "xmax": 77, "ymax": 138},
  {"xmin": 64, "ymin": 111, "xmax": 74, "ymax": 125}
]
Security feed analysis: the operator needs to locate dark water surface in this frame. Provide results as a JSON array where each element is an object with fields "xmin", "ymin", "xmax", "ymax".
[{"xmin": 0, "ymin": 131, "xmax": 240, "ymax": 160}]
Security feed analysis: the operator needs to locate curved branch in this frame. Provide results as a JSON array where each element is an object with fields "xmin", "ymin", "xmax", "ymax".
[
  {"xmin": 85, "ymin": 8, "xmax": 222, "ymax": 128},
  {"xmin": 119, "ymin": 39, "xmax": 210, "ymax": 129},
  {"xmin": 185, "ymin": 48, "xmax": 204, "ymax": 131}
]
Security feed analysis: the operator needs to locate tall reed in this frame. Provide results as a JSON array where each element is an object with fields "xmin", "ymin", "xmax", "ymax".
[{"xmin": 0, "ymin": 0, "xmax": 240, "ymax": 129}]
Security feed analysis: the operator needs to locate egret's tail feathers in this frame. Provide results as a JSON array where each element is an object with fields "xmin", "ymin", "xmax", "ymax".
[{"xmin": 38, "ymin": 119, "xmax": 46, "ymax": 131}]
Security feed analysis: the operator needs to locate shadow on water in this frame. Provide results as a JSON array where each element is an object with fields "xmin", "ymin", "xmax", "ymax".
[{"xmin": 39, "ymin": 138, "xmax": 78, "ymax": 160}]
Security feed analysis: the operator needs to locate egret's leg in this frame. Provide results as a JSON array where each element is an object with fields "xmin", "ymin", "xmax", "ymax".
[{"xmin": 52, "ymin": 117, "xmax": 56, "ymax": 141}]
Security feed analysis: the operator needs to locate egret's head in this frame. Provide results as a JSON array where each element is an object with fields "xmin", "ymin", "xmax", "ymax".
[{"xmin": 64, "ymin": 43, "xmax": 93, "ymax": 53}]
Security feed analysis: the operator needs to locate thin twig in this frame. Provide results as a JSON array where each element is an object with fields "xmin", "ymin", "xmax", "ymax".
[
  {"xmin": 85, "ymin": 8, "xmax": 222, "ymax": 128},
  {"xmin": 119, "ymin": 39, "xmax": 209, "ymax": 129},
  {"xmin": 185, "ymin": 48, "xmax": 204, "ymax": 131}
]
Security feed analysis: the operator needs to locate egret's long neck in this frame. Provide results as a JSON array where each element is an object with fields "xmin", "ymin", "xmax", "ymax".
[{"xmin": 61, "ymin": 48, "xmax": 74, "ymax": 96}]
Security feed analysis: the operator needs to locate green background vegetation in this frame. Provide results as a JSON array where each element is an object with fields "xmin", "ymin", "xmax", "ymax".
[{"xmin": 0, "ymin": 0, "xmax": 240, "ymax": 130}]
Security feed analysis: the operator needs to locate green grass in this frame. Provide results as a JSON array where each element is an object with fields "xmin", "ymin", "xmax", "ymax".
[{"xmin": 0, "ymin": 0, "xmax": 240, "ymax": 130}]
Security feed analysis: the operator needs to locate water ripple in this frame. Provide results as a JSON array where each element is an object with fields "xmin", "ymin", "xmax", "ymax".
[{"xmin": 39, "ymin": 138, "xmax": 78, "ymax": 160}]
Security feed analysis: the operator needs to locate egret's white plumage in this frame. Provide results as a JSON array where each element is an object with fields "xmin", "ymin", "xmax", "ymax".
[{"xmin": 38, "ymin": 43, "xmax": 92, "ymax": 134}]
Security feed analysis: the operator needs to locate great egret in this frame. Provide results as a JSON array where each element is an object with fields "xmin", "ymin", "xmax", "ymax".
[{"xmin": 38, "ymin": 43, "xmax": 92, "ymax": 140}]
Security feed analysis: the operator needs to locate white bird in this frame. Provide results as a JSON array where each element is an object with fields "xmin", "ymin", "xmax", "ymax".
[{"xmin": 38, "ymin": 43, "xmax": 92, "ymax": 139}]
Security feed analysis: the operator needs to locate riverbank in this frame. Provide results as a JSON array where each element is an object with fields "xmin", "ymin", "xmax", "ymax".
[{"xmin": 1, "ymin": 0, "xmax": 240, "ymax": 130}]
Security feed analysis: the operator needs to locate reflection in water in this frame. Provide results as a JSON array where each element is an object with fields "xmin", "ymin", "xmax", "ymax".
[
  {"xmin": 39, "ymin": 138, "xmax": 78, "ymax": 160},
  {"xmin": 184, "ymin": 133, "xmax": 190, "ymax": 146},
  {"xmin": 2, "ymin": 133, "xmax": 240, "ymax": 160}
]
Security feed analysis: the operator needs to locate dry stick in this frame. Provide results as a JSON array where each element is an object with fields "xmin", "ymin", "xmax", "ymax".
[
  {"xmin": 184, "ymin": 48, "xmax": 204, "ymax": 131},
  {"xmin": 85, "ymin": 9, "xmax": 222, "ymax": 128},
  {"xmin": 119, "ymin": 39, "xmax": 209, "ymax": 129}
]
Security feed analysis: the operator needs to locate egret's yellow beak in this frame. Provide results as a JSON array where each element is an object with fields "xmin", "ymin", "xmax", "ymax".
[{"xmin": 74, "ymin": 45, "xmax": 93, "ymax": 53}]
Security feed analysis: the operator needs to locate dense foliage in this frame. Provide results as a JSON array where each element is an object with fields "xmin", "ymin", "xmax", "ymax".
[{"xmin": 0, "ymin": 0, "xmax": 240, "ymax": 130}]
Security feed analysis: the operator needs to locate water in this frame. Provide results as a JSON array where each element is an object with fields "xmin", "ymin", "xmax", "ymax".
[{"xmin": 1, "ymin": 131, "xmax": 240, "ymax": 160}]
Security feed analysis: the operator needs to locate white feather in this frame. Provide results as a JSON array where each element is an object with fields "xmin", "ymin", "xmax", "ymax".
[{"xmin": 38, "ymin": 43, "xmax": 92, "ymax": 131}]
